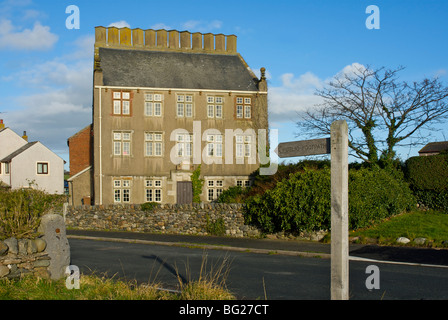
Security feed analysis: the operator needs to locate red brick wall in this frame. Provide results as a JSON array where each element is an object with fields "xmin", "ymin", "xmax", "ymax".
[{"xmin": 68, "ymin": 124, "xmax": 93, "ymax": 176}]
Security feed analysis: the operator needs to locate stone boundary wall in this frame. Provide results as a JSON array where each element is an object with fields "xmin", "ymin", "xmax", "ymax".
[
  {"xmin": 0, "ymin": 238, "xmax": 50, "ymax": 279},
  {"xmin": 0, "ymin": 213, "xmax": 70, "ymax": 281},
  {"xmin": 65, "ymin": 203, "xmax": 260, "ymax": 237}
]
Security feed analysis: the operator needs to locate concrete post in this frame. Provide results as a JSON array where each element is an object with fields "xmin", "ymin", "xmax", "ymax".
[{"xmin": 330, "ymin": 120, "xmax": 349, "ymax": 300}]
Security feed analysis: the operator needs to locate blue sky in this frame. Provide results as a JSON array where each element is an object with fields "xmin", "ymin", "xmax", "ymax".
[{"xmin": 0, "ymin": 0, "xmax": 447, "ymax": 170}]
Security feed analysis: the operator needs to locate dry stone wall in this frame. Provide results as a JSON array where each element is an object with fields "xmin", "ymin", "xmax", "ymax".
[
  {"xmin": 65, "ymin": 203, "xmax": 260, "ymax": 237},
  {"xmin": 0, "ymin": 213, "xmax": 71, "ymax": 280}
]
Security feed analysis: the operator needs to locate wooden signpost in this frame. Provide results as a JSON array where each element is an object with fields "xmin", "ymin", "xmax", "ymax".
[{"xmin": 274, "ymin": 120, "xmax": 349, "ymax": 300}]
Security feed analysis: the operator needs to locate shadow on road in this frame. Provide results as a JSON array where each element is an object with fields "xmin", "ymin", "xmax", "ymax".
[
  {"xmin": 142, "ymin": 255, "xmax": 189, "ymax": 285},
  {"xmin": 350, "ymin": 245, "xmax": 448, "ymax": 266}
]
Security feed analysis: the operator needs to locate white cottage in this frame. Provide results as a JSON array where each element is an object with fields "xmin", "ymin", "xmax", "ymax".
[{"xmin": 0, "ymin": 121, "xmax": 64, "ymax": 194}]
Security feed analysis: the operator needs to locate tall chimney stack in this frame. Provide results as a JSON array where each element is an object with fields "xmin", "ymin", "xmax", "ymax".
[
  {"xmin": 22, "ymin": 131, "xmax": 28, "ymax": 141},
  {"xmin": 0, "ymin": 120, "xmax": 4, "ymax": 130}
]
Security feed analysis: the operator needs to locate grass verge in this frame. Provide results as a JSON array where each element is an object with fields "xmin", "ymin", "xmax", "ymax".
[{"xmin": 350, "ymin": 209, "xmax": 448, "ymax": 247}]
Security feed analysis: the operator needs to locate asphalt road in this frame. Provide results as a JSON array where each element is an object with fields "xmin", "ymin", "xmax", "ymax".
[{"xmin": 69, "ymin": 237, "xmax": 448, "ymax": 300}]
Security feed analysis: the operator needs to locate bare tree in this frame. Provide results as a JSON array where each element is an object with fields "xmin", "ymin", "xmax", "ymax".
[{"xmin": 296, "ymin": 65, "xmax": 448, "ymax": 165}]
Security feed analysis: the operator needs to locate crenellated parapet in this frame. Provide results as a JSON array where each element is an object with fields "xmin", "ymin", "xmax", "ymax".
[{"xmin": 94, "ymin": 26, "xmax": 238, "ymax": 54}]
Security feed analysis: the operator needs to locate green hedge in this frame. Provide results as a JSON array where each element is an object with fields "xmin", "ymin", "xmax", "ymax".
[
  {"xmin": 244, "ymin": 167, "xmax": 415, "ymax": 234},
  {"xmin": 405, "ymin": 154, "xmax": 448, "ymax": 212}
]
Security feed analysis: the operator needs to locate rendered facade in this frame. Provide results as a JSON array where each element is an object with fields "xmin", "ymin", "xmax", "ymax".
[{"xmin": 69, "ymin": 26, "xmax": 270, "ymax": 205}]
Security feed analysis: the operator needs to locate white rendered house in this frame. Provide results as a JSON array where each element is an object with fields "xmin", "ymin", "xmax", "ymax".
[{"xmin": 0, "ymin": 122, "xmax": 64, "ymax": 194}]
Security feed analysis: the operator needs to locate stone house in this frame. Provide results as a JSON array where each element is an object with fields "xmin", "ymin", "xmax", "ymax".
[
  {"xmin": 418, "ymin": 141, "xmax": 448, "ymax": 156},
  {"xmin": 68, "ymin": 26, "xmax": 270, "ymax": 206},
  {"xmin": 0, "ymin": 120, "xmax": 65, "ymax": 194}
]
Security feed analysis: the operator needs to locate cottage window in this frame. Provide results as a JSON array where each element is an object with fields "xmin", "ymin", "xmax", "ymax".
[
  {"xmin": 113, "ymin": 131, "xmax": 132, "ymax": 156},
  {"xmin": 113, "ymin": 179, "xmax": 131, "ymax": 203},
  {"xmin": 236, "ymin": 135, "xmax": 252, "ymax": 158},
  {"xmin": 144, "ymin": 93, "xmax": 163, "ymax": 117},
  {"xmin": 207, "ymin": 180, "xmax": 223, "ymax": 202},
  {"xmin": 113, "ymin": 91, "xmax": 132, "ymax": 116},
  {"xmin": 235, "ymin": 96, "xmax": 252, "ymax": 119},
  {"xmin": 145, "ymin": 132, "xmax": 163, "ymax": 157},
  {"xmin": 145, "ymin": 179, "xmax": 162, "ymax": 202},
  {"xmin": 207, "ymin": 96, "xmax": 224, "ymax": 119},
  {"xmin": 176, "ymin": 133, "xmax": 193, "ymax": 157},
  {"xmin": 177, "ymin": 94, "xmax": 194, "ymax": 118},
  {"xmin": 37, "ymin": 162, "xmax": 48, "ymax": 175},
  {"xmin": 206, "ymin": 134, "xmax": 222, "ymax": 157}
]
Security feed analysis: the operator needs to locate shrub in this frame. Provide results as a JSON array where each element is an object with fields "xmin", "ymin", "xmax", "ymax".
[
  {"xmin": 140, "ymin": 202, "xmax": 159, "ymax": 211},
  {"xmin": 404, "ymin": 154, "xmax": 448, "ymax": 212},
  {"xmin": 0, "ymin": 188, "xmax": 65, "ymax": 240},
  {"xmin": 216, "ymin": 186, "xmax": 246, "ymax": 203},
  {"xmin": 244, "ymin": 166, "xmax": 416, "ymax": 234}
]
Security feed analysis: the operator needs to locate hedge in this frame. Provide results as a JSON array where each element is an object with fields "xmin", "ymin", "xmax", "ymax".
[
  {"xmin": 405, "ymin": 154, "xmax": 448, "ymax": 212},
  {"xmin": 244, "ymin": 167, "xmax": 416, "ymax": 234}
]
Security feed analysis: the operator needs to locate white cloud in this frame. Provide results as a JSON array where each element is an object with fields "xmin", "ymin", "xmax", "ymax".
[
  {"xmin": 0, "ymin": 19, "xmax": 58, "ymax": 50},
  {"xmin": 108, "ymin": 20, "xmax": 131, "ymax": 28},
  {"xmin": 268, "ymin": 63, "xmax": 367, "ymax": 123},
  {"xmin": 181, "ymin": 20, "xmax": 223, "ymax": 32},
  {"xmin": 150, "ymin": 22, "xmax": 172, "ymax": 30}
]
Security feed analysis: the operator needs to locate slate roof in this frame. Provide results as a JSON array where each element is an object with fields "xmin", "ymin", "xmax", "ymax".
[
  {"xmin": 0, "ymin": 141, "xmax": 38, "ymax": 162},
  {"xmin": 99, "ymin": 47, "xmax": 259, "ymax": 91},
  {"xmin": 418, "ymin": 141, "xmax": 448, "ymax": 154}
]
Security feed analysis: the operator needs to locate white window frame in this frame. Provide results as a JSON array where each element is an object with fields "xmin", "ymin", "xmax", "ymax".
[
  {"xmin": 114, "ymin": 179, "xmax": 131, "ymax": 203},
  {"xmin": 207, "ymin": 180, "xmax": 223, "ymax": 202},
  {"xmin": 176, "ymin": 94, "xmax": 194, "ymax": 118},
  {"xmin": 206, "ymin": 134, "xmax": 223, "ymax": 157},
  {"xmin": 144, "ymin": 93, "xmax": 163, "ymax": 117},
  {"xmin": 236, "ymin": 96, "xmax": 252, "ymax": 119},
  {"xmin": 113, "ymin": 131, "xmax": 132, "ymax": 156},
  {"xmin": 113, "ymin": 91, "xmax": 131, "ymax": 116},
  {"xmin": 145, "ymin": 132, "xmax": 163, "ymax": 157},
  {"xmin": 207, "ymin": 96, "xmax": 224, "ymax": 119},
  {"xmin": 145, "ymin": 179, "xmax": 163, "ymax": 203}
]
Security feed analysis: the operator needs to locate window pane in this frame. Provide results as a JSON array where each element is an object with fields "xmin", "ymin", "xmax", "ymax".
[
  {"xmin": 123, "ymin": 180, "xmax": 130, "ymax": 187},
  {"xmin": 145, "ymin": 102, "xmax": 153, "ymax": 116},
  {"xmin": 113, "ymin": 101, "xmax": 121, "ymax": 114},
  {"xmin": 37, "ymin": 163, "xmax": 42, "ymax": 174},
  {"xmin": 216, "ymin": 143, "xmax": 222, "ymax": 157},
  {"xmin": 208, "ymin": 188, "xmax": 214, "ymax": 201},
  {"xmin": 123, "ymin": 142, "xmax": 130, "ymax": 155},
  {"xmin": 245, "ymin": 144, "xmax": 251, "ymax": 157},
  {"xmin": 114, "ymin": 180, "xmax": 121, "ymax": 187},
  {"xmin": 155, "ymin": 134, "xmax": 162, "ymax": 141},
  {"xmin": 216, "ymin": 105, "xmax": 222, "ymax": 118},
  {"xmin": 146, "ymin": 180, "xmax": 152, "ymax": 187},
  {"xmin": 154, "ymin": 94, "xmax": 162, "ymax": 101},
  {"xmin": 207, "ymin": 105, "xmax": 214, "ymax": 118},
  {"xmin": 155, "ymin": 143, "xmax": 162, "ymax": 156},
  {"xmin": 114, "ymin": 133, "xmax": 121, "ymax": 140},
  {"xmin": 236, "ymin": 105, "xmax": 243, "ymax": 118},
  {"xmin": 177, "ymin": 104, "xmax": 184, "ymax": 117},
  {"xmin": 207, "ymin": 143, "xmax": 214, "ymax": 156},
  {"xmin": 207, "ymin": 96, "xmax": 214, "ymax": 103},
  {"xmin": 114, "ymin": 142, "xmax": 121, "ymax": 155},
  {"xmin": 146, "ymin": 142, "xmax": 153, "ymax": 156},
  {"xmin": 155, "ymin": 180, "xmax": 162, "ymax": 187},
  {"xmin": 236, "ymin": 144, "xmax": 243, "ymax": 157},
  {"xmin": 245, "ymin": 105, "xmax": 251, "ymax": 118},
  {"xmin": 113, "ymin": 92, "xmax": 121, "ymax": 99},
  {"xmin": 215, "ymin": 97, "xmax": 223, "ymax": 104},
  {"xmin": 122, "ymin": 92, "xmax": 130, "ymax": 100},
  {"xmin": 186, "ymin": 95, "xmax": 193, "ymax": 102},
  {"xmin": 145, "ymin": 93, "xmax": 153, "ymax": 101},
  {"xmin": 186, "ymin": 104, "xmax": 192, "ymax": 117},
  {"xmin": 154, "ymin": 103, "xmax": 162, "ymax": 116},
  {"xmin": 236, "ymin": 97, "xmax": 243, "ymax": 104},
  {"xmin": 177, "ymin": 95, "xmax": 184, "ymax": 102},
  {"xmin": 244, "ymin": 97, "xmax": 251, "ymax": 104},
  {"xmin": 146, "ymin": 189, "xmax": 153, "ymax": 202},
  {"xmin": 145, "ymin": 133, "xmax": 153, "ymax": 141},
  {"xmin": 155, "ymin": 189, "xmax": 161, "ymax": 202},
  {"xmin": 123, "ymin": 189, "xmax": 130, "ymax": 202},
  {"xmin": 208, "ymin": 180, "xmax": 214, "ymax": 187},
  {"xmin": 114, "ymin": 189, "xmax": 121, "ymax": 202},
  {"xmin": 122, "ymin": 133, "xmax": 130, "ymax": 140}
]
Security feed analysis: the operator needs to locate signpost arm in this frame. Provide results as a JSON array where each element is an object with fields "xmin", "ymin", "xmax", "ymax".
[{"xmin": 330, "ymin": 120, "xmax": 349, "ymax": 300}]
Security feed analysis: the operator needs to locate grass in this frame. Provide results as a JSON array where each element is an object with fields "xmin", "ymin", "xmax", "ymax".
[
  {"xmin": 0, "ymin": 253, "xmax": 235, "ymax": 300},
  {"xmin": 350, "ymin": 209, "xmax": 448, "ymax": 247}
]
